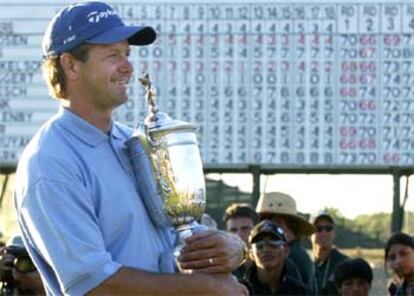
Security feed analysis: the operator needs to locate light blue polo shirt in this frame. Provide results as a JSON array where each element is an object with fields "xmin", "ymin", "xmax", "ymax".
[{"xmin": 14, "ymin": 107, "xmax": 174, "ymax": 295}]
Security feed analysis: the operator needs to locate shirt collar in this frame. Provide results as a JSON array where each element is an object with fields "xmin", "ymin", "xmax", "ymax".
[{"xmin": 56, "ymin": 106, "xmax": 122, "ymax": 147}]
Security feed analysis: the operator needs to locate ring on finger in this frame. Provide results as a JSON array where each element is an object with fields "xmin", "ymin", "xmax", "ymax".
[{"xmin": 208, "ymin": 258, "xmax": 214, "ymax": 265}]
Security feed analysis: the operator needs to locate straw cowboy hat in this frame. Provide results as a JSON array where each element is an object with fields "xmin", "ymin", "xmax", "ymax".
[{"xmin": 256, "ymin": 192, "xmax": 316, "ymax": 236}]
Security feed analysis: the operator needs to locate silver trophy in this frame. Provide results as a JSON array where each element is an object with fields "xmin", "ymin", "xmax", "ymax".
[{"xmin": 127, "ymin": 73, "xmax": 206, "ymax": 272}]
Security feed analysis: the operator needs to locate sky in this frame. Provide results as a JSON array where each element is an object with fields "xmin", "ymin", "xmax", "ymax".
[{"xmin": 207, "ymin": 173, "xmax": 414, "ymax": 220}]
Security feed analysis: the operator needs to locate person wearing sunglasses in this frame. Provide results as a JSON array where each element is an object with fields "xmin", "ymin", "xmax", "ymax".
[
  {"xmin": 256, "ymin": 192, "xmax": 316, "ymax": 293},
  {"xmin": 0, "ymin": 235, "xmax": 45, "ymax": 296},
  {"xmin": 310, "ymin": 211, "xmax": 348, "ymax": 295},
  {"xmin": 240, "ymin": 220, "xmax": 311, "ymax": 295}
]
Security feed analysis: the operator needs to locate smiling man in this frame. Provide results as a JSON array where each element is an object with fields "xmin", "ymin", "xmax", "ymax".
[
  {"xmin": 13, "ymin": 1, "xmax": 248, "ymax": 295},
  {"xmin": 240, "ymin": 220, "xmax": 311, "ymax": 295},
  {"xmin": 310, "ymin": 211, "xmax": 348, "ymax": 295}
]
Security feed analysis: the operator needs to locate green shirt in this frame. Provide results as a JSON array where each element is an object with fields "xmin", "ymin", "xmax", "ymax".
[{"xmin": 314, "ymin": 248, "xmax": 348, "ymax": 296}]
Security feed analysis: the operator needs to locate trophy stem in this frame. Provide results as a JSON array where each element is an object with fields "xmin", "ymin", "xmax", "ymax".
[{"xmin": 173, "ymin": 221, "xmax": 208, "ymax": 274}]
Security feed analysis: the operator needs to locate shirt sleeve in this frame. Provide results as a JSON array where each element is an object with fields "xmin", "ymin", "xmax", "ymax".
[{"xmin": 18, "ymin": 177, "xmax": 122, "ymax": 295}]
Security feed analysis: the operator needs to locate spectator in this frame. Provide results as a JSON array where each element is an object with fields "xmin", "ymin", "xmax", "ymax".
[
  {"xmin": 240, "ymin": 220, "xmax": 311, "ymax": 295},
  {"xmin": 0, "ymin": 235, "xmax": 45, "ymax": 295},
  {"xmin": 310, "ymin": 210, "xmax": 348, "ymax": 295},
  {"xmin": 223, "ymin": 203, "xmax": 258, "ymax": 279},
  {"xmin": 223, "ymin": 203, "xmax": 258, "ymax": 244},
  {"xmin": 334, "ymin": 257, "xmax": 373, "ymax": 296},
  {"xmin": 385, "ymin": 232, "xmax": 414, "ymax": 296},
  {"xmin": 12, "ymin": 1, "xmax": 248, "ymax": 295},
  {"xmin": 256, "ymin": 191, "xmax": 316, "ymax": 291}
]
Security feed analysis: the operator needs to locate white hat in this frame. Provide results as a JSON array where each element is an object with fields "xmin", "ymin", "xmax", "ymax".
[{"xmin": 256, "ymin": 192, "xmax": 315, "ymax": 236}]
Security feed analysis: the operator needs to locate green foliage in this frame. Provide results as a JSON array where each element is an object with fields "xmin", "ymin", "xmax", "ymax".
[
  {"xmin": 321, "ymin": 207, "xmax": 414, "ymax": 247},
  {"xmin": 353, "ymin": 213, "xmax": 391, "ymax": 243}
]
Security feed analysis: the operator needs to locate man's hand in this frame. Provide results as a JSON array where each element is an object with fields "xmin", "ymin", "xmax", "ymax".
[{"xmin": 178, "ymin": 230, "xmax": 246, "ymax": 274}]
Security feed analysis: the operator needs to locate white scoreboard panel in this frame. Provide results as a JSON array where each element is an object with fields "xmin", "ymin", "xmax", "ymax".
[{"xmin": 1, "ymin": 0, "xmax": 414, "ymax": 170}]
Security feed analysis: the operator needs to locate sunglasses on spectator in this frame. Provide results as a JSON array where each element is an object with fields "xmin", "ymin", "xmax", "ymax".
[
  {"xmin": 13, "ymin": 255, "xmax": 36, "ymax": 273},
  {"xmin": 316, "ymin": 225, "xmax": 334, "ymax": 232},
  {"xmin": 253, "ymin": 240, "xmax": 286, "ymax": 250}
]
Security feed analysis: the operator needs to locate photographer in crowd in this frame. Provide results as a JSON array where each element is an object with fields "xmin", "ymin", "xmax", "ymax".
[{"xmin": 0, "ymin": 235, "xmax": 44, "ymax": 296}]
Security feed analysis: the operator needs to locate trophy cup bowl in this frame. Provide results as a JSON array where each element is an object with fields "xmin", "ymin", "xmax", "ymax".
[{"xmin": 127, "ymin": 73, "xmax": 206, "ymax": 273}]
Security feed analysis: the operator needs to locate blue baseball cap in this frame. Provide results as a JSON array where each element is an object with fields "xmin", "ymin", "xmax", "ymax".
[{"xmin": 42, "ymin": 1, "xmax": 156, "ymax": 58}]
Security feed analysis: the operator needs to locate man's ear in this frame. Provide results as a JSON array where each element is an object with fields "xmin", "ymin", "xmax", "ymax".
[{"xmin": 60, "ymin": 53, "xmax": 78, "ymax": 80}]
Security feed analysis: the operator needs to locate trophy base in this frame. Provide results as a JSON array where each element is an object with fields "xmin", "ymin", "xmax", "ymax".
[{"xmin": 173, "ymin": 221, "xmax": 208, "ymax": 273}]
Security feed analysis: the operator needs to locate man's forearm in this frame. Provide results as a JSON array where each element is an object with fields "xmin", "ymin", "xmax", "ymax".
[{"xmin": 88, "ymin": 266, "xmax": 246, "ymax": 295}]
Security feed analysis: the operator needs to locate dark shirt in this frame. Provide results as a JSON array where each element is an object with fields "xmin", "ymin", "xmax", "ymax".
[
  {"xmin": 288, "ymin": 239, "xmax": 314, "ymax": 292},
  {"xmin": 394, "ymin": 280, "xmax": 414, "ymax": 296},
  {"xmin": 233, "ymin": 260, "xmax": 252, "ymax": 280},
  {"xmin": 313, "ymin": 248, "xmax": 348, "ymax": 295},
  {"xmin": 387, "ymin": 280, "xmax": 399, "ymax": 296},
  {"xmin": 285, "ymin": 257, "xmax": 303, "ymax": 284},
  {"xmin": 240, "ymin": 263, "xmax": 311, "ymax": 296}
]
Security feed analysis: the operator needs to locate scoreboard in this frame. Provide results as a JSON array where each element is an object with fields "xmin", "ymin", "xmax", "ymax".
[{"xmin": 1, "ymin": 0, "xmax": 414, "ymax": 171}]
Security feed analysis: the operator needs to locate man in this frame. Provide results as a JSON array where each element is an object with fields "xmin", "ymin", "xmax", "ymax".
[
  {"xmin": 0, "ymin": 235, "xmax": 45, "ymax": 295},
  {"xmin": 13, "ymin": 2, "xmax": 247, "ymax": 295},
  {"xmin": 223, "ymin": 203, "xmax": 258, "ymax": 246},
  {"xmin": 240, "ymin": 220, "xmax": 311, "ymax": 295},
  {"xmin": 310, "ymin": 211, "xmax": 348, "ymax": 295},
  {"xmin": 223, "ymin": 203, "xmax": 258, "ymax": 279},
  {"xmin": 256, "ymin": 192, "xmax": 315, "ymax": 291},
  {"xmin": 334, "ymin": 257, "xmax": 373, "ymax": 296}
]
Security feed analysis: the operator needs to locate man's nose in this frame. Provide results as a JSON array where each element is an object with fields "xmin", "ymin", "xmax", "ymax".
[{"xmin": 120, "ymin": 57, "xmax": 133, "ymax": 73}]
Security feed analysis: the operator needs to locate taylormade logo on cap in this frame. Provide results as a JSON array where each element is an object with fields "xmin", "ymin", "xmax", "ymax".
[{"xmin": 87, "ymin": 9, "xmax": 118, "ymax": 23}]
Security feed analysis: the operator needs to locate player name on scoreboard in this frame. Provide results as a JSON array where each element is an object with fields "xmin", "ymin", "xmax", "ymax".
[{"xmin": 1, "ymin": 1, "xmax": 414, "ymax": 170}]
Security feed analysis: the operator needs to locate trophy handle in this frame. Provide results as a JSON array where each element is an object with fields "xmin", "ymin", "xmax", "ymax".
[
  {"xmin": 126, "ymin": 127, "xmax": 173, "ymax": 229},
  {"xmin": 137, "ymin": 123, "xmax": 159, "ymax": 150}
]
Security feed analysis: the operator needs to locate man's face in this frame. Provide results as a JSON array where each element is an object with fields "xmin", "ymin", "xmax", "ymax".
[
  {"xmin": 250, "ymin": 234, "xmax": 288, "ymax": 270},
  {"xmin": 340, "ymin": 278, "xmax": 370, "ymax": 296},
  {"xmin": 311, "ymin": 218, "xmax": 335, "ymax": 249},
  {"xmin": 226, "ymin": 217, "xmax": 255, "ymax": 245},
  {"xmin": 73, "ymin": 41, "xmax": 133, "ymax": 111}
]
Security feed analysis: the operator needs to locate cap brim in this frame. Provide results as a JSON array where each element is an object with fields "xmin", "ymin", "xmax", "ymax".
[
  {"xmin": 312, "ymin": 214, "xmax": 334, "ymax": 225},
  {"xmin": 251, "ymin": 231, "xmax": 284, "ymax": 244},
  {"xmin": 88, "ymin": 25, "xmax": 156, "ymax": 46}
]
